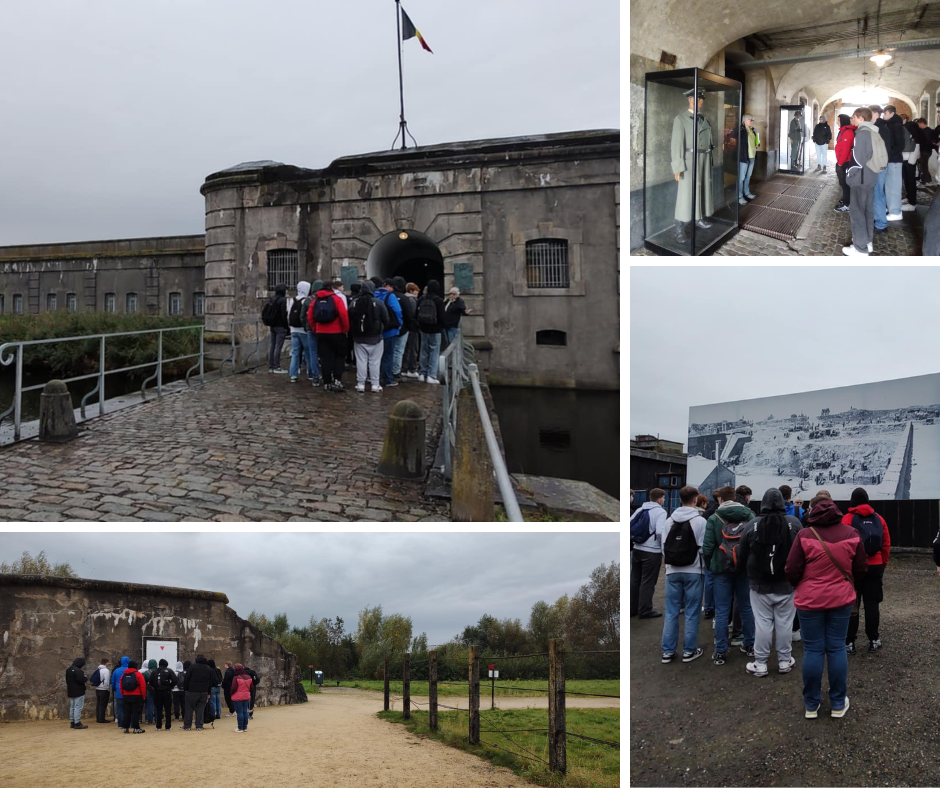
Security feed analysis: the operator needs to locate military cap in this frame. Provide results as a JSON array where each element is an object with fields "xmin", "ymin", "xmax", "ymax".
[{"xmin": 683, "ymin": 88, "xmax": 706, "ymax": 99}]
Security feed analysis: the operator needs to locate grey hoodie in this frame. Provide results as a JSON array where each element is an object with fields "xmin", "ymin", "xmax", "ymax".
[
  {"xmin": 288, "ymin": 280, "xmax": 312, "ymax": 334},
  {"xmin": 739, "ymin": 488, "xmax": 803, "ymax": 594},
  {"xmin": 657, "ymin": 505, "xmax": 707, "ymax": 575},
  {"xmin": 173, "ymin": 661, "xmax": 185, "ymax": 692},
  {"xmin": 846, "ymin": 121, "xmax": 880, "ymax": 189}
]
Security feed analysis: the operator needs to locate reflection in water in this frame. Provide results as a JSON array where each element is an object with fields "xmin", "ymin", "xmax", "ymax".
[{"xmin": 490, "ymin": 387, "xmax": 620, "ymax": 500}]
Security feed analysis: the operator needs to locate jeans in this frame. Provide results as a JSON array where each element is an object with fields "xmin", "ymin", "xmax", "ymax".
[
  {"xmin": 444, "ymin": 326, "xmax": 460, "ymax": 347},
  {"xmin": 184, "ymin": 690, "xmax": 207, "ymax": 729},
  {"xmin": 847, "ymin": 563, "xmax": 884, "ymax": 644},
  {"xmin": 355, "ymin": 341, "xmax": 383, "ymax": 387},
  {"xmin": 268, "ymin": 326, "xmax": 287, "ymax": 370},
  {"xmin": 145, "ymin": 691, "xmax": 155, "ymax": 722},
  {"xmin": 703, "ymin": 568, "xmax": 715, "ymax": 613},
  {"xmin": 69, "ymin": 695, "xmax": 84, "ymax": 724},
  {"xmin": 630, "ymin": 549, "xmax": 662, "ymax": 617},
  {"xmin": 234, "ymin": 699, "xmax": 250, "ymax": 730},
  {"xmin": 738, "ymin": 159, "xmax": 755, "ymax": 198},
  {"xmin": 713, "ymin": 573, "xmax": 754, "ymax": 653},
  {"xmin": 815, "ymin": 144, "xmax": 828, "ymax": 167},
  {"xmin": 419, "ymin": 332, "xmax": 442, "ymax": 379},
  {"xmin": 392, "ymin": 331, "xmax": 408, "ymax": 377},
  {"xmin": 307, "ymin": 331, "xmax": 320, "ymax": 379},
  {"xmin": 886, "ymin": 161, "xmax": 902, "ymax": 216},
  {"xmin": 873, "ymin": 167, "xmax": 888, "ymax": 229},
  {"xmin": 114, "ymin": 696, "xmax": 124, "ymax": 727},
  {"xmin": 289, "ymin": 331, "xmax": 315, "ymax": 379},
  {"xmin": 661, "ymin": 573, "xmax": 704, "ymax": 655},
  {"xmin": 798, "ymin": 604, "xmax": 853, "ymax": 712},
  {"xmin": 380, "ymin": 335, "xmax": 398, "ymax": 384},
  {"xmin": 750, "ymin": 590, "xmax": 796, "ymax": 664},
  {"xmin": 96, "ymin": 689, "xmax": 110, "ymax": 722},
  {"xmin": 210, "ymin": 686, "xmax": 222, "ymax": 719}
]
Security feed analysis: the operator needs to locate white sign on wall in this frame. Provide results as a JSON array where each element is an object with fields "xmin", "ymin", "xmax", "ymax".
[{"xmin": 144, "ymin": 639, "xmax": 179, "ymax": 667}]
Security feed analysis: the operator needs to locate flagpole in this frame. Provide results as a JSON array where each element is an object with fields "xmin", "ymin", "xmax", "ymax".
[{"xmin": 395, "ymin": 0, "xmax": 407, "ymax": 150}]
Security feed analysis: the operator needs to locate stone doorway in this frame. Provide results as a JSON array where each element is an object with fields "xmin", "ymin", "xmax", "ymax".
[{"xmin": 365, "ymin": 229, "xmax": 444, "ymax": 291}]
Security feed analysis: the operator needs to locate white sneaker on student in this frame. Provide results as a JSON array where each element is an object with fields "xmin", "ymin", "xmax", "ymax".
[
  {"xmin": 901, "ymin": 204, "xmax": 916, "ymax": 211},
  {"xmin": 842, "ymin": 245, "xmax": 868, "ymax": 256},
  {"xmin": 745, "ymin": 661, "xmax": 768, "ymax": 677},
  {"xmin": 868, "ymin": 242, "xmax": 873, "ymax": 253},
  {"xmin": 792, "ymin": 630, "xmax": 802, "ymax": 642},
  {"xmin": 778, "ymin": 656, "xmax": 797, "ymax": 674},
  {"xmin": 886, "ymin": 213, "xmax": 903, "ymax": 221},
  {"xmin": 355, "ymin": 383, "xmax": 365, "ymax": 393},
  {"xmin": 831, "ymin": 696, "xmax": 851, "ymax": 718}
]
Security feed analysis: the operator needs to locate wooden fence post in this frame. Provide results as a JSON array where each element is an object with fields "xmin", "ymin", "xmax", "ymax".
[
  {"xmin": 548, "ymin": 638, "xmax": 566, "ymax": 774},
  {"xmin": 403, "ymin": 651, "xmax": 411, "ymax": 720},
  {"xmin": 429, "ymin": 649, "xmax": 438, "ymax": 731},
  {"xmin": 384, "ymin": 655, "xmax": 389, "ymax": 712},
  {"xmin": 469, "ymin": 644, "xmax": 480, "ymax": 745}
]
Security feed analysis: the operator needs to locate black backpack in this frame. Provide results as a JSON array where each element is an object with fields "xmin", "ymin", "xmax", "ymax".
[
  {"xmin": 349, "ymin": 293, "xmax": 380, "ymax": 338},
  {"xmin": 378, "ymin": 291, "xmax": 401, "ymax": 330},
  {"xmin": 750, "ymin": 515, "xmax": 792, "ymax": 581},
  {"xmin": 399, "ymin": 293, "xmax": 416, "ymax": 329},
  {"xmin": 716, "ymin": 516, "xmax": 749, "ymax": 573},
  {"xmin": 90, "ymin": 667, "xmax": 102, "ymax": 687},
  {"xmin": 852, "ymin": 512, "xmax": 883, "ymax": 556},
  {"xmin": 313, "ymin": 294, "xmax": 338, "ymax": 324},
  {"xmin": 663, "ymin": 518, "xmax": 699, "ymax": 567},
  {"xmin": 154, "ymin": 667, "xmax": 176, "ymax": 691},
  {"xmin": 121, "ymin": 671, "xmax": 138, "ymax": 693},
  {"xmin": 261, "ymin": 298, "xmax": 278, "ymax": 327},
  {"xmin": 417, "ymin": 297, "xmax": 438, "ymax": 326},
  {"xmin": 288, "ymin": 296, "xmax": 307, "ymax": 328},
  {"xmin": 245, "ymin": 667, "xmax": 260, "ymax": 686}
]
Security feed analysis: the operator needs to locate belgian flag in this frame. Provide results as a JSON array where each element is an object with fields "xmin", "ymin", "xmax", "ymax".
[{"xmin": 401, "ymin": 7, "xmax": 433, "ymax": 53}]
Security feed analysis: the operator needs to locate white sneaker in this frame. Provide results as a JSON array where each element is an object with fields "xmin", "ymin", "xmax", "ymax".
[
  {"xmin": 425, "ymin": 377, "xmax": 440, "ymax": 385},
  {"xmin": 901, "ymin": 204, "xmax": 916, "ymax": 211},
  {"xmin": 778, "ymin": 656, "xmax": 797, "ymax": 673},
  {"xmin": 371, "ymin": 385, "xmax": 383, "ymax": 393},
  {"xmin": 842, "ymin": 245, "xmax": 868, "ymax": 256},
  {"xmin": 902, "ymin": 197, "xmax": 909, "ymax": 204},
  {"xmin": 831, "ymin": 696, "xmax": 850, "ymax": 718},
  {"xmin": 355, "ymin": 383, "xmax": 365, "ymax": 393},
  {"xmin": 745, "ymin": 661, "xmax": 768, "ymax": 677},
  {"xmin": 792, "ymin": 630, "xmax": 802, "ymax": 642},
  {"xmin": 886, "ymin": 213, "xmax": 903, "ymax": 221},
  {"xmin": 418, "ymin": 375, "xmax": 426, "ymax": 383},
  {"xmin": 867, "ymin": 242, "xmax": 873, "ymax": 253}
]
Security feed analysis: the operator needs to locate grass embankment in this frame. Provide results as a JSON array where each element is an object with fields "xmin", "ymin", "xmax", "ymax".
[
  {"xmin": 299, "ymin": 680, "xmax": 321, "ymax": 694},
  {"xmin": 333, "ymin": 679, "xmax": 620, "ymax": 698},
  {"xmin": 379, "ymin": 707, "xmax": 620, "ymax": 788}
]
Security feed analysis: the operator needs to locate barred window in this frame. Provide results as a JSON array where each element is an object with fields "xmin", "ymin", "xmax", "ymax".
[
  {"xmin": 193, "ymin": 292, "xmax": 205, "ymax": 317},
  {"xmin": 46, "ymin": 293, "xmax": 57, "ymax": 312},
  {"xmin": 104, "ymin": 293, "xmax": 116, "ymax": 313},
  {"xmin": 168, "ymin": 292, "xmax": 181, "ymax": 316},
  {"xmin": 267, "ymin": 249, "xmax": 298, "ymax": 291},
  {"xmin": 525, "ymin": 239, "xmax": 569, "ymax": 288},
  {"xmin": 66, "ymin": 293, "xmax": 77, "ymax": 313},
  {"xmin": 126, "ymin": 292, "xmax": 138, "ymax": 314},
  {"xmin": 13, "ymin": 293, "xmax": 24, "ymax": 314}
]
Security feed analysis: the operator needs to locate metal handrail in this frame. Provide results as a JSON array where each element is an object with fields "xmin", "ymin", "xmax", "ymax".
[
  {"xmin": 438, "ymin": 332, "xmax": 467, "ymax": 480},
  {"xmin": 0, "ymin": 324, "xmax": 204, "ymax": 443},
  {"xmin": 219, "ymin": 319, "xmax": 268, "ymax": 375}
]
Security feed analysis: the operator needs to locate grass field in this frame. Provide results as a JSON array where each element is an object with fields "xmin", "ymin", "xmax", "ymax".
[
  {"xmin": 331, "ymin": 679, "xmax": 620, "ymax": 699},
  {"xmin": 299, "ymin": 680, "xmax": 321, "ymax": 694},
  {"xmin": 379, "ymin": 707, "xmax": 620, "ymax": 788}
]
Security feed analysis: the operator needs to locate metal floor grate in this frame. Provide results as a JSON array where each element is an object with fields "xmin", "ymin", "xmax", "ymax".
[
  {"xmin": 742, "ymin": 205, "xmax": 809, "ymax": 241},
  {"xmin": 739, "ymin": 173, "xmax": 829, "ymax": 242},
  {"xmin": 770, "ymin": 194, "xmax": 817, "ymax": 213},
  {"xmin": 752, "ymin": 181, "xmax": 791, "ymax": 194}
]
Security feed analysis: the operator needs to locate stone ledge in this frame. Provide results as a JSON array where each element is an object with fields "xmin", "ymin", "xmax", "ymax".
[{"xmin": 0, "ymin": 573, "xmax": 229, "ymax": 603}]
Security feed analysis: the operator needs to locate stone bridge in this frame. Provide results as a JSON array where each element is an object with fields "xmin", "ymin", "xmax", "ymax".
[{"xmin": 0, "ymin": 373, "xmax": 448, "ymax": 522}]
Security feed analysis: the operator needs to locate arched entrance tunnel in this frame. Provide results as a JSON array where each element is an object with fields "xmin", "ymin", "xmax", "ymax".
[
  {"xmin": 630, "ymin": 0, "xmax": 940, "ymax": 255},
  {"xmin": 365, "ymin": 230, "xmax": 444, "ymax": 291}
]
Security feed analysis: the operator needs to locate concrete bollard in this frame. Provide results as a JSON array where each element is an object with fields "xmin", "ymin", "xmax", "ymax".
[
  {"xmin": 377, "ymin": 400, "xmax": 426, "ymax": 478},
  {"xmin": 38, "ymin": 380, "xmax": 78, "ymax": 443}
]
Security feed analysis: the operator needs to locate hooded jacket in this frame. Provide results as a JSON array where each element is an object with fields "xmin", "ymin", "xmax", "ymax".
[
  {"xmin": 656, "ymin": 505, "xmax": 707, "ymax": 575},
  {"xmin": 208, "ymin": 659, "xmax": 224, "ymax": 686},
  {"xmin": 268, "ymin": 284, "xmax": 289, "ymax": 329},
  {"xmin": 93, "ymin": 661, "xmax": 110, "ymax": 691},
  {"xmin": 120, "ymin": 664, "xmax": 147, "ymax": 699},
  {"xmin": 376, "ymin": 286, "xmax": 403, "ymax": 339},
  {"xmin": 630, "ymin": 501, "xmax": 668, "ymax": 553},
  {"xmin": 846, "ymin": 121, "xmax": 881, "ymax": 188},
  {"xmin": 184, "ymin": 656, "xmax": 220, "ymax": 693},
  {"xmin": 222, "ymin": 664, "xmax": 235, "ymax": 694},
  {"xmin": 885, "ymin": 113, "xmax": 906, "ymax": 162},
  {"xmin": 308, "ymin": 288, "xmax": 349, "ymax": 335},
  {"xmin": 350, "ymin": 281, "xmax": 389, "ymax": 344},
  {"xmin": 149, "ymin": 659, "xmax": 178, "ymax": 692},
  {"xmin": 144, "ymin": 658, "xmax": 158, "ymax": 681},
  {"xmin": 841, "ymin": 504, "xmax": 890, "ymax": 566},
  {"xmin": 111, "ymin": 656, "xmax": 131, "ymax": 698},
  {"xmin": 702, "ymin": 500, "xmax": 755, "ymax": 574},
  {"xmin": 812, "ymin": 121, "xmax": 832, "ymax": 146},
  {"xmin": 392, "ymin": 276, "xmax": 416, "ymax": 330},
  {"xmin": 835, "ymin": 117, "xmax": 855, "ymax": 166},
  {"xmin": 784, "ymin": 501, "xmax": 804, "ymax": 520},
  {"xmin": 785, "ymin": 499, "xmax": 869, "ymax": 611},
  {"xmin": 738, "ymin": 488, "xmax": 803, "ymax": 594},
  {"xmin": 231, "ymin": 667, "xmax": 253, "ymax": 702},
  {"xmin": 288, "ymin": 281, "xmax": 312, "ymax": 334},
  {"xmin": 417, "ymin": 280, "xmax": 446, "ymax": 334},
  {"xmin": 65, "ymin": 657, "xmax": 88, "ymax": 698},
  {"xmin": 173, "ymin": 661, "xmax": 185, "ymax": 692}
]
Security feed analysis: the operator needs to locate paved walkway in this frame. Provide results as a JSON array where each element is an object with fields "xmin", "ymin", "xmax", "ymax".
[{"xmin": 0, "ymin": 372, "xmax": 449, "ymax": 522}]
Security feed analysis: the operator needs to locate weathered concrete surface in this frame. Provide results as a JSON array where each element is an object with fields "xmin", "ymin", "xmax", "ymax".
[
  {"xmin": 38, "ymin": 380, "xmax": 78, "ymax": 443},
  {"xmin": 0, "ymin": 372, "xmax": 448, "ymax": 522},
  {"xmin": 513, "ymin": 474, "xmax": 620, "ymax": 522},
  {"xmin": 0, "ymin": 574, "xmax": 305, "ymax": 721}
]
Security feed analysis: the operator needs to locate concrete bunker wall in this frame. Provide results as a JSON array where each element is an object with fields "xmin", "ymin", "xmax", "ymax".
[{"xmin": 0, "ymin": 575, "xmax": 305, "ymax": 721}]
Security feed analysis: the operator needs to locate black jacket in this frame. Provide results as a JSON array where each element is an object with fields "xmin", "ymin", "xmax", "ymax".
[
  {"xmin": 183, "ymin": 657, "xmax": 219, "ymax": 693},
  {"xmin": 222, "ymin": 666, "xmax": 235, "ymax": 693},
  {"xmin": 737, "ymin": 489, "xmax": 803, "ymax": 594},
  {"xmin": 65, "ymin": 658, "xmax": 88, "ymax": 698},
  {"xmin": 812, "ymin": 122, "xmax": 832, "ymax": 145},
  {"xmin": 149, "ymin": 661, "xmax": 178, "ymax": 692},
  {"xmin": 885, "ymin": 114, "xmax": 906, "ymax": 163},
  {"xmin": 442, "ymin": 296, "xmax": 467, "ymax": 329},
  {"xmin": 933, "ymin": 524, "xmax": 940, "ymax": 566},
  {"xmin": 874, "ymin": 118, "xmax": 894, "ymax": 161},
  {"xmin": 417, "ymin": 281, "xmax": 446, "ymax": 335}
]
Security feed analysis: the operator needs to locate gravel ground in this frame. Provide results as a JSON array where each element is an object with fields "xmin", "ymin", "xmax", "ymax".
[{"xmin": 630, "ymin": 553, "xmax": 940, "ymax": 787}]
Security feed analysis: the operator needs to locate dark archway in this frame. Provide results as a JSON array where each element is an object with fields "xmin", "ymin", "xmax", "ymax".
[{"xmin": 366, "ymin": 230, "xmax": 444, "ymax": 291}]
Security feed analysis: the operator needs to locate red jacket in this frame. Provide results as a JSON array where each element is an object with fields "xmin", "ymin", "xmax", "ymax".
[
  {"xmin": 308, "ymin": 290, "xmax": 349, "ymax": 335},
  {"xmin": 835, "ymin": 124, "xmax": 856, "ymax": 165},
  {"xmin": 231, "ymin": 674, "xmax": 253, "ymax": 702},
  {"xmin": 785, "ymin": 521, "xmax": 869, "ymax": 611},
  {"xmin": 842, "ymin": 505, "xmax": 890, "ymax": 566},
  {"xmin": 120, "ymin": 669, "xmax": 147, "ymax": 699}
]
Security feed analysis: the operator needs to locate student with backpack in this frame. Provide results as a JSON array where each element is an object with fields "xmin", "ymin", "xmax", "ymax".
[
  {"xmin": 172, "ymin": 661, "xmax": 186, "ymax": 720},
  {"xmin": 90, "ymin": 657, "xmax": 110, "ymax": 723},
  {"xmin": 262, "ymin": 283, "xmax": 290, "ymax": 373},
  {"xmin": 149, "ymin": 658, "xmax": 178, "ymax": 730},
  {"xmin": 841, "ymin": 487, "xmax": 890, "ymax": 654},
  {"xmin": 785, "ymin": 496, "xmax": 868, "ymax": 719},
  {"xmin": 208, "ymin": 659, "xmax": 224, "ymax": 720},
  {"xmin": 231, "ymin": 664, "xmax": 254, "ymax": 732},
  {"xmin": 222, "ymin": 661, "xmax": 236, "ymax": 716},
  {"xmin": 142, "ymin": 659, "xmax": 158, "ymax": 724},
  {"xmin": 843, "ymin": 107, "xmax": 888, "ymax": 256},
  {"xmin": 244, "ymin": 665, "xmax": 260, "ymax": 718},
  {"xmin": 376, "ymin": 279, "xmax": 403, "ymax": 388},
  {"xmin": 111, "ymin": 655, "xmax": 130, "ymax": 728},
  {"xmin": 702, "ymin": 485, "xmax": 756, "ymax": 665},
  {"xmin": 349, "ymin": 281, "xmax": 390, "ymax": 392},
  {"xmin": 401, "ymin": 283, "xmax": 422, "ymax": 378},
  {"xmin": 120, "ymin": 660, "xmax": 147, "ymax": 734},
  {"xmin": 737, "ymin": 488, "xmax": 803, "ymax": 677},
  {"xmin": 416, "ymin": 279, "xmax": 446, "ymax": 384},
  {"xmin": 65, "ymin": 657, "xmax": 89, "ymax": 729},
  {"xmin": 391, "ymin": 276, "xmax": 415, "ymax": 383},
  {"xmin": 182, "ymin": 655, "xmax": 219, "ymax": 731},
  {"xmin": 629, "ymin": 488, "xmax": 668, "ymax": 619},
  {"xmin": 308, "ymin": 280, "xmax": 350, "ymax": 392},
  {"xmin": 656, "ymin": 486, "xmax": 708, "ymax": 664},
  {"xmin": 287, "ymin": 281, "xmax": 317, "ymax": 383}
]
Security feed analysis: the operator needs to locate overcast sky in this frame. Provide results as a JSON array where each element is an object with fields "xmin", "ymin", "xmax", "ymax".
[
  {"xmin": 0, "ymin": 532, "xmax": 619, "ymax": 644},
  {"xmin": 0, "ymin": 1, "xmax": 620, "ymax": 246},
  {"xmin": 630, "ymin": 266, "xmax": 940, "ymax": 447}
]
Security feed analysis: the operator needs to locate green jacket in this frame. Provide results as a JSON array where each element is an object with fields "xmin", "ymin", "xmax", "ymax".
[{"xmin": 702, "ymin": 502, "xmax": 755, "ymax": 573}]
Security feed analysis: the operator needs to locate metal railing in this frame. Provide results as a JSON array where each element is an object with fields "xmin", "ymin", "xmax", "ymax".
[
  {"xmin": 0, "ymin": 325, "xmax": 204, "ymax": 443},
  {"xmin": 219, "ymin": 319, "xmax": 270, "ymax": 375}
]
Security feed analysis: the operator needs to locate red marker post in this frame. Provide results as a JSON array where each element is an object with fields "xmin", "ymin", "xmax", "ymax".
[{"xmin": 308, "ymin": 664, "xmax": 314, "ymax": 684}]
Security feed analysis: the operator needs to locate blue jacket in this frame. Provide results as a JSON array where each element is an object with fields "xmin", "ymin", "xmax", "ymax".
[
  {"xmin": 377, "ymin": 290, "xmax": 402, "ymax": 339},
  {"xmin": 784, "ymin": 502, "xmax": 804, "ymax": 521},
  {"xmin": 111, "ymin": 656, "xmax": 130, "ymax": 697}
]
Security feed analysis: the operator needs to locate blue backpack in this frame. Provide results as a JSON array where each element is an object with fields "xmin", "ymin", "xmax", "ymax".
[
  {"xmin": 630, "ymin": 507, "xmax": 655, "ymax": 546},
  {"xmin": 90, "ymin": 667, "xmax": 102, "ymax": 687}
]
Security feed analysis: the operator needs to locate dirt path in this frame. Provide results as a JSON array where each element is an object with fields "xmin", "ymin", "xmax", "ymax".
[{"xmin": 0, "ymin": 689, "xmax": 530, "ymax": 788}]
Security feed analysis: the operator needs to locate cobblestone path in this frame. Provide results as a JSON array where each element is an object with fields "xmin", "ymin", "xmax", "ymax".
[{"xmin": 0, "ymin": 373, "xmax": 449, "ymax": 522}]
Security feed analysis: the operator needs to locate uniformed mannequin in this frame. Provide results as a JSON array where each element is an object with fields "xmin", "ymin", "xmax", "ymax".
[
  {"xmin": 789, "ymin": 110, "xmax": 804, "ymax": 171},
  {"xmin": 671, "ymin": 88, "xmax": 715, "ymax": 243}
]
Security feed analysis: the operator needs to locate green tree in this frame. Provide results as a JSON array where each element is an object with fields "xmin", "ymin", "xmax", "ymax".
[
  {"xmin": 528, "ymin": 596, "xmax": 567, "ymax": 652},
  {"xmin": 356, "ymin": 605, "xmax": 413, "ymax": 678},
  {"xmin": 564, "ymin": 562, "xmax": 620, "ymax": 650},
  {"xmin": 0, "ymin": 550, "xmax": 76, "ymax": 577}
]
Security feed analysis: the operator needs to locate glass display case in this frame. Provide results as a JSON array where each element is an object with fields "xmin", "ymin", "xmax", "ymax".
[
  {"xmin": 779, "ymin": 105, "xmax": 807, "ymax": 174},
  {"xmin": 644, "ymin": 68, "xmax": 742, "ymax": 255}
]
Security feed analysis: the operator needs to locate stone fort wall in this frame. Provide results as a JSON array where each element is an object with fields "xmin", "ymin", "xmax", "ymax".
[{"xmin": 0, "ymin": 574, "xmax": 305, "ymax": 721}]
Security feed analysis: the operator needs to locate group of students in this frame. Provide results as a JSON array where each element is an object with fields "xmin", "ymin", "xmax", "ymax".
[
  {"xmin": 630, "ymin": 482, "xmax": 892, "ymax": 718},
  {"xmin": 65, "ymin": 654, "xmax": 260, "ymax": 733},
  {"xmin": 262, "ymin": 276, "xmax": 469, "ymax": 393}
]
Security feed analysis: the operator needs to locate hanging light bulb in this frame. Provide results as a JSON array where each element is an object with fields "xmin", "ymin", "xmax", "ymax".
[{"xmin": 870, "ymin": 50, "xmax": 892, "ymax": 68}]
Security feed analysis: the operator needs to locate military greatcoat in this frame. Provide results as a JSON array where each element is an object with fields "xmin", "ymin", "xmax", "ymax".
[
  {"xmin": 671, "ymin": 110, "xmax": 714, "ymax": 222},
  {"xmin": 789, "ymin": 117, "xmax": 804, "ymax": 169}
]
